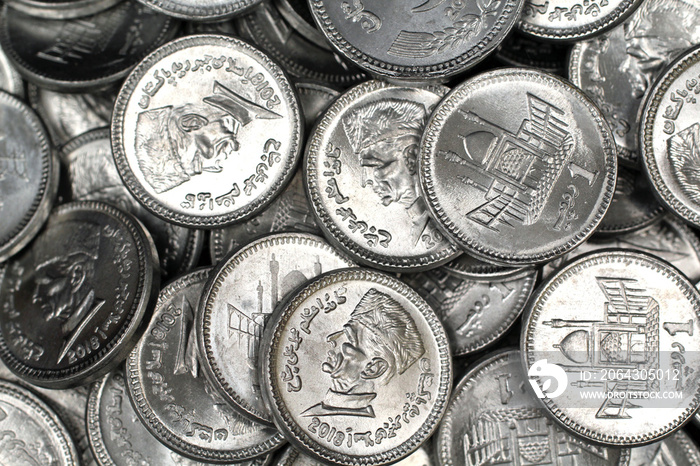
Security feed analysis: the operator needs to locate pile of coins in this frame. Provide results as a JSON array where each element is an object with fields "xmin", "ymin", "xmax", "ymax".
[{"xmin": 0, "ymin": 0, "xmax": 699, "ymax": 464}]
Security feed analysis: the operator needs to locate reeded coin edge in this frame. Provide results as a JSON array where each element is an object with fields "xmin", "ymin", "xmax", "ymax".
[
  {"xmin": 420, "ymin": 68, "xmax": 617, "ymax": 265},
  {"xmin": 199, "ymin": 233, "xmax": 355, "ymax": 424},
  {"xmin": 0, "ymin": 201, "xmax": 156, "ymax": 388},
  {"xmin": 136, "ymin": 0, "xmax": 261, "ymax": 21},
  {"xmin": 0, "ymin": 380, "xmax": 79, "ymax": 465},
  {"xmin": 568, "ymin": 41, "xmax": 636, "ymax": 163},
  {"xmin": 0, "ymin": 90, "xmax": 56, "ymax": 263},
  {"xmin": 127, "ymin": 267, "xmax": 282, "ymax": 462},
  {"xmin": 306, "ymin": 80, "xmax": 461, "ymax": 271},
  {"xmin": 263, "ymin": 268, "xmax": 452, "ymax": 466},
  {"xmin": 309, "ymin": 0, "xmax": 522, "ymax": 79},
  {"xmin": 517, "ymin": 0, "xmax": 643, "ymax": 41},
  {"xmin": 112, "ymin": 34, "xmax": 302, "ymax": 229},
  {"xmin": 236, "ymin": 12, "xmax": 367, "ymax": 87},
  {"xmin": 452, "ymin": 269, "xmax": 537, "ymax": 356},
  {"xmin": 0, "ymin": 4, "xmax": 177, "ymax": 92},
  {"xmin": 522, "ymin": 250, "xmax": 700, "ymax": 446},
  {"xmin": 675, "ymin": 430, "xmax": 700, "ymax": 465},
  {"xmin": 641, "ymin": 45, "xmax": 700, "ymax": 229},
  {"xmin": 86, "ymin": 375, "xmax": 118, "ymax": 466}
]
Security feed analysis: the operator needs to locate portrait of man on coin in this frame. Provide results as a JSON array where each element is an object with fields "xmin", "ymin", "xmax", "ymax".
[
  {"xmin": 620, "ymin": 0, "xmax": 700, "ymax": 99},
  {"xmin": 342, "ymin": 99, "xmax": 435, "ymax": 247},
  {"xmin": 303, "ymin": 288, "xmax": 425, "ymax": 418},
  {"xmin": 32, "ymin": 223, "xmax": 104, "ymax": 339},
  {"xmin": 134, "ymin": 80, "xmax": 281, "ymax": 193}
]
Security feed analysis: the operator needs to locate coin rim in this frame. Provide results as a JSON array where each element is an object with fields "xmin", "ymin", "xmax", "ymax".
[
  {"xmin": 198, "ymin": 232, "xmax": 356, "ymax": 425},
  {"xmin": 419, "ymin": 67, "xmax": 617, "ymax": 265},
  {"xmin": 516, "ymin": 0, "xmax": 643, "ymax": 41},
  {"xmin": 305, "ymin": 79, "xmax": 461, "ymax": 272},
  {"xmin": 135, "ymin": 0, "xmax": 262, "ymax": 21},
  {"xmin": 126, "ymin": 267, "xmax": 285, "ymax": 462},
  {"xmin": 0, "ymin": 200, "xmax": 158, "ymax": 388},
  {"xmin": 112, "ymin": 34, "xmax": 302, "ymax": 229},
  {"xmin": 641, "ymin": 44, "xmax": 700, "ymax": 229},
  {"xmin": 261, "ymin": 267, "xmax": 452, "ymax": 466},
  {"xmin": 307, "ymin": 0, "xmax": 523, "ymax": 79},
  {"xmin": 521, "ymin": 249, "xmax": 700, "ymax": 446}
]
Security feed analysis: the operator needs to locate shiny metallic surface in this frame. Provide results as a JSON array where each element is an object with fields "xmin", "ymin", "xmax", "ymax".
[
  {"xmin": 62, "ymin": 129, "xmax": 204, "ymax": 280},
  {"xmin": 543, "ymin": 216, "xmax": 700, "ymax": 283},
  {"xmin": 0, "ymin": 201, "xmax": 159, "ymax": 388},
  {"xmin": 628, "ymin": 430, "xmax": 700, "ymax": 465},
  {"xmin": 0, "ymin": 379, "xmax": 80, "ymax": 465},
  {"xmin": 522, "ymin": 250, "xmax": 700, "ymax": 446},
  {"xmin": 420, "ymin": 68, "xmax": 617, "ymax": 265},
  {"xmin": 0, "ymin": 21, "xmax": 24, "ymax": 97},
  {"xmin": 277, "ymin": 444, "xmax": 434, "ymax": 466},
  {"xmin": 296, "ymin": 81, "xmax": 340, "ymax": 131},
  {"xmin": 199, "ymin": 233, "xmax": 355, "ymax": 424},
  {"xmin": 495, "ymin": 31, "xmax": 569, "ymax": 75},
  {"xmin": 209, "ymin": 171, "xmax": 321, "ymax": 264},
  {"xmin": 0, "ymin": 90, "xmax": 58, "ymax": 264},
  {"xmin": 596, "ymin": 166, "xmax": 664, "ymax": 235},
  {"xmin": 135, "ymin": 0, "xmax": 263, "ymax": 22},
  {"xmin": 235, "ymin": 2, "xmax": 367, "ymax": 88},
  {"xmin": 112, "ymin": 34, "xmax": 302, "ymax": 228},
  {"xmin": 569, "ymin": 0, "xmax": 700, "ymax": 164},
  {"xmin": 5, "ymin": 0, "xmax": 124, "ymax": 19},
  {"xmin": 28, "ymin": 84, "xmax": 116, "ymax": 145},
  {"xmin": 436, "ymin": 350, "xmax": 630, "ymax": 465},
  {"xmin": 261, "ymin": 268, "xmax": 451, "ymax": 465},
  {"xmin": 308, "ymin": 0, "xmax": 524, "ymax": 80},
  {"xmin": 442, "ymin": 254, "xmax": 523, "ymax": 281},
  {"xmin": 518, "ymin": 0, "xmax": 643, "ymax": 41},
  {"xmin": 127, "ymin": 268, "xmax": 285, "ymax": 462},
  {"xmin": 306, "ymin": 80, "xmax": 460, "ymax": 271},
  {"xmin": 0, "ymin": 2, "xmax": 178, "ymax": 92},
  {"xmin": 402, "ymin": 266, "xmax": 537, "ymax": 355},
  {"xmin": 641, "ymin": 45, "xmax": 700, "ymax": 229}
]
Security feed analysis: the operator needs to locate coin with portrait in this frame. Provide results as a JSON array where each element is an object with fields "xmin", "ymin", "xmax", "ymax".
[
  {"xmin": 306, "ymin": 80, "xmax": 459, "ymax": 271},
  {"xmin": 261, "ymin": 268, "xmax": 451, "ymax": 465},
  {"xmin": 112, "ymin": 34, "xmax": 302, "ymax": 228}
]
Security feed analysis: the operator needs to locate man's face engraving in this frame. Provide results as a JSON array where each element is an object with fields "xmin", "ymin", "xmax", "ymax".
[
  {"xmin": 620, "ymin": 0, "xmax": 700, "ymax": 99},
  {"xmin": 344, "ymin": 99, "xmax": 426, "ymax": 209},
  {"xmin": 33, "ymin": 254, "xmax": 93, "ymax": 324}
]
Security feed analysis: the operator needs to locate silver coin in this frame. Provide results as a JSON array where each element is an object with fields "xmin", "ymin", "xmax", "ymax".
[
  {"xmin": 5, "ymin": 0, "xmax": 124, "ymax": 19},
  {"xmin": 442, "ymin": 254, "xmax": 524, "ymax": 281},
  {"xmin": 522, "ymin": 249, "xmax": 700, "ymax": 446},
  {"xmin": 199, "ymin": 233, "xmax": 355, "ymax": 424},
  {"xmin": 296, "ymin": 81, "xmax": 340, "ymax": 131},
  {"xmin": 260, "ymin": 268, "xmax": 451, "ymax": 465},
  {"xmin": 127, "ymin": 268, "xmax": 285, "ymax": 462},
  {"xmin": 62, "ymin": 128, "xmax": 204, "ymax": 280},
  {"xmin": 0, "ymin": 18, "xmax": 23, "ymax": 98},
  {"xmin": 0, "ymin": 201, "xmax": 159, "ymax": 388},
  {"xmin": 112, "ymin": 34, "xmax": 302, "ymax": 229},
  {"xmin": 0, "ymin": 379, "xmax": 80, "ymax": 465},
  {"xmin": 209, "ymin": 170, "xmax": 321, "ymax": 264},
  {"xmin": 276, "ymin": 444, "xmax": 434, "ymax": 466},
  {"xmin": 28, "ymin": 84, "xmax": 116, "ymax": 146},
  {"xmin": 402, "ymin": 266, "xmax": 537, "ymax": 355},
  {"xmin": 420, "ymin": 68, "xmax": 617, "ymax": 266},
  {"xmin": 88, "ymin": 369, "xmax": 270, "ymax": 466},
  {"xmin": 569, "ymin": 1, "xmax": 700, "ymax": 164},
  {"xmin": 641, "ymin": 45, "xmax": 700, "ymax": 229},
  {"xmin": 596, "ymin": 165, "xmax": 664, "ymax": 236},
  {"xmin": 436, "ymin": 349, "xmax": 630, "ymax": 466},
  {"xmin": 518, "ymin": 0, "xmax": 643, "ymax": 41},
  {"xmin": 308, "ymin": 0, "xmax": 523, "ymax": 80},
  {"xmin": 235, "ymin": 2, "xmax": 366, "ymax": 88},
  {"xmin": 495, "ymin": 31, "xmax": 569, "ymax": 76},
  {"xmin": 628, "ymin": 430, "xmax": 700, "ymax": 465},
  {"xmin": 135, "ymin": 0, "xmax": 262, "ymax": 22},
  {"xmin": 306, "ymin": 80, "xmax": 460, "ymax": 271},
  {"xmin": 0, "ymin": 2, "xmax": 178, "ymax": 92},
  {"xmin": 0, "ymin": 90, "xmax": 58, "ymax": 264},
  {"xmin": 543, "ymin": 216, "xmax": 700, "ymax": 283},
  {"xmin": 274, "ymin": 0, "xmax": 328, "ymax": 46}
]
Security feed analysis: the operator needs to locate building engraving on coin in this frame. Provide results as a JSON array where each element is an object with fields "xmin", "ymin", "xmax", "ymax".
[
  {"xmin": 262, "ymin": 269, "xmax": 451, "ymax": 465},
  {"xmin": 668, "ymin": 123, "xmax": 700, "ymax": 202},
  {"xmin": 112, "ymin": 34, "xmax": 301, "ymax": 228},
  {"xmin": 522, "ymin": 250, "xmax": 700, "ymax": 445},
  {"xmin": 302, "ymin": 288, "xmax": 425, "ymax": 418}
]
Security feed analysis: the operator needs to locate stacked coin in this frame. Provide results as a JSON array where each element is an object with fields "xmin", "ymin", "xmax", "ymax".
[{"xmin": 1, "ymin": 0, "xmax": 700, "ymax": 464}]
